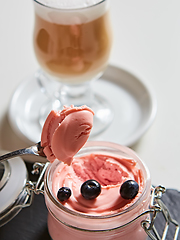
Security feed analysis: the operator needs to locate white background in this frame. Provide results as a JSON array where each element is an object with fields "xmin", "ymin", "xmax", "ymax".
[{"xmin": 0, "ymin": 0, "xmax": 180, "ymax": 190}]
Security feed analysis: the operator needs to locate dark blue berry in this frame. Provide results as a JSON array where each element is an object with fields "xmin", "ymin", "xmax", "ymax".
[
  {"xmin": 81, "ymin": 179, "xmax": 101, "ymax": 200},
  {"xmin": 57, "ymin": 187, "xmax": 71, "ymax": 202},
  {"xmin": 120, "ymin": 180, "xmax": 139, "ymax": 199}
]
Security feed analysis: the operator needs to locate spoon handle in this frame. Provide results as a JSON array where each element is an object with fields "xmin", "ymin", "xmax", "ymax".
[{"xmin": 0, "ymin": 147, "xmax": 36, "ymax": 162}]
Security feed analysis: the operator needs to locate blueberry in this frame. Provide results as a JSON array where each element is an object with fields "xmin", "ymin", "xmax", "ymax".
[
  {"xmin": 57, "ymin": 187, "xmax": 71, "ymax": 202},
  {"xmin": 120, "ymin": 180, "xmax": 139, "ymax": 199},
  {"xmin": 81, "ymin": 180, "xmax": 101, "ymax": 200}
]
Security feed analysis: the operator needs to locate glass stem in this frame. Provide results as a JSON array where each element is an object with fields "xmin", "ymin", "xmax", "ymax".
[{"xmin": 59, "ymin": 81, "xmax": 94, "ymax": 108}]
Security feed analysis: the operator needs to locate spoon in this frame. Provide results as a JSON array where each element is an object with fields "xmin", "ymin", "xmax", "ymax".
[{"xmin": 0, "ymin": 142, "xmax": 46, "ymax": 162}]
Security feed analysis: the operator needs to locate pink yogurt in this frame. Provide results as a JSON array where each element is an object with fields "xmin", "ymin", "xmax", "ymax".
[{"xmin": 44, "ymin": 141, "xmax": 151, "ymax": 240}]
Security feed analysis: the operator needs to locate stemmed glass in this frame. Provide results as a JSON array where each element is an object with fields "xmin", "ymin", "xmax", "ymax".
[{"xmin": 33, "ymin": 0, "xmax": 113, "ymax": 136}]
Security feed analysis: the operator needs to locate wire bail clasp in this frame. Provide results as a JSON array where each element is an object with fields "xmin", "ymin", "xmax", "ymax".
[
  {"xmin": 141, "ymin": 185, "xmax": 179, "ymax": 240},
  {"xmin": 26, "ymin": 162, "xmax": 49, "ymax": 195}
]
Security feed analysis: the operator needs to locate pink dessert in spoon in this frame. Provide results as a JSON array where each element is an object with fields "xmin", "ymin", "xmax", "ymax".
[{"xmin": 41, "ymin": 105, "xmax": 94, "ymax": 165}]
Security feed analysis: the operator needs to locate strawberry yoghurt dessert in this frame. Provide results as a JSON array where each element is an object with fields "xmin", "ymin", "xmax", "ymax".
[
  {"xmin": 41, "ymin": 105, "xmax": 94, "ymax": 165},
  {"xmin": 42, "ymin": 105, "xmax": 151, "ymax": 240}
]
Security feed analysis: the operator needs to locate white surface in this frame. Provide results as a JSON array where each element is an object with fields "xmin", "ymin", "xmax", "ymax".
[
  {"xmin": 8, "ymin": 65, "xmax": 156, "ymax": 146},
  {"xmin": 0, "ymin": 0, "xmax": 180, "ymax": 190}
]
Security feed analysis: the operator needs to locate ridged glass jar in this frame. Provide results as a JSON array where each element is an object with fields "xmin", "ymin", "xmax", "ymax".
[{"xmin": 44, "ymin": 141, "xmax": 151, "ymax": 240}]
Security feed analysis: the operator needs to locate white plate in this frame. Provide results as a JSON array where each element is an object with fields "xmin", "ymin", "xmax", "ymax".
[{"xmin": 8, "ymin": 65, "xmax": 157, "ymax": 146}]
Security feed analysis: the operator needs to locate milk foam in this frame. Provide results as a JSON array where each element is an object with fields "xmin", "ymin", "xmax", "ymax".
[
  {"xmin": 34, "ymin": 0, "xmax": 109, "ymax": 25},
  {"xmin": 36, "ymin": 0, "xmax": 102, "ymax": 9}
]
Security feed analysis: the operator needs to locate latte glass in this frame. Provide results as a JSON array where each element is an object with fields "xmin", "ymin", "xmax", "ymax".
[{"xmin": 33, "ymin": 0, "xmax": 113, "ymax": 136}]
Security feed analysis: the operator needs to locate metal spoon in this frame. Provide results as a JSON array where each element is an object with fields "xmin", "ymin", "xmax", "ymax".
[{"xmin": 0, "ymin": 142, "xmax": 46, "ymax": 162}]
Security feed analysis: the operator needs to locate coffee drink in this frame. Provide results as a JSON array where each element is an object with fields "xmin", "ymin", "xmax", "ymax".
[{"xmin": 33, "ymin": 0, "xmax": 112, "ymax": 83}]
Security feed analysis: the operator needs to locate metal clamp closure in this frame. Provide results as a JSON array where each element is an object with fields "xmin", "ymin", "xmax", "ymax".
[
  {"xmin": 26, "ymin": 162, "xmax": 49, "ymax": 195},
  {"xmin": 0, "ymin": 180, "xmax": 34, "ymax": 227},
  {"xmin": 0, "ymin": 162, "xmax": 49, "ymax": 227},
  {"xmin": 141, "ymin": 185, "xmax": 179, "ymax": 240}
]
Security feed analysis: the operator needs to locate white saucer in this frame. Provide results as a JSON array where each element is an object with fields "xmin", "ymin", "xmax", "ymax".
[{"xmin": 8, "ymin": 65, "xmax": 157, "ymax": 146}]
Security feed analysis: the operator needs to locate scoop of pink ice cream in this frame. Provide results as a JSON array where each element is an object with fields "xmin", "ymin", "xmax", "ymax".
[{"xmin": 41, "ymin": 105, "xmax": 94, "ymax": 165}]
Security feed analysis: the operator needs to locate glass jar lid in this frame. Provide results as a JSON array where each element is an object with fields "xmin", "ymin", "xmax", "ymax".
[
  {"xmin": 0, "ymin": 161, "xmax": 10, "ymax": 191},
  {"xmin": 0, "ymin": 151, "xmax": 28, "ymax": 226}
]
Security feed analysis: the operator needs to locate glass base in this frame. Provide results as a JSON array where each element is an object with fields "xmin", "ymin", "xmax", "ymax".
[
  {"xmin": 37, "ymin": 70, "xmax": 114, "ymax": 137},
  {"xmin": 89, "ymin": 94, "xmax": 114, "ymax": 137},
  {"xmin": 39, "ymin": 92, "xmax": 113, "ymax": 137}
]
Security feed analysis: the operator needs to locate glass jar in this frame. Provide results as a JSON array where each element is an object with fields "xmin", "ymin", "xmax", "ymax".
[{"xmin": 44, "ymin": 141, "xmax": 151, "ymax": 240}]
